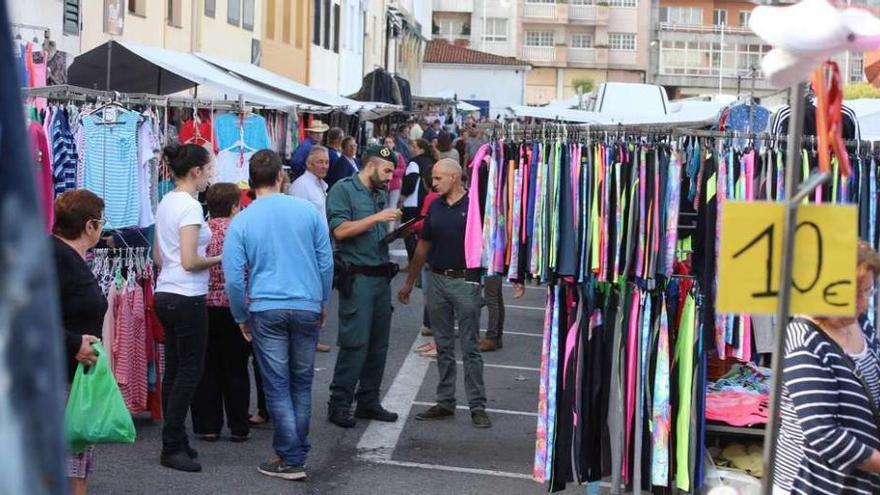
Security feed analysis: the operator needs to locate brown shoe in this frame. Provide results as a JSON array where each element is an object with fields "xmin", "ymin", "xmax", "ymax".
[
  {"xmin": 479, "ymin": 339, "xmax": 498, "ymax": 352},
  {"xmin": 316, "ymin": 343, "xmax": 331, "ymax": 352}
]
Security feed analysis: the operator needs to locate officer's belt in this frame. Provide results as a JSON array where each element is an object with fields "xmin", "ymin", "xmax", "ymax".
[{"xmin": 350, "ymin": 264, "xmax": 395, "ymax": 277}]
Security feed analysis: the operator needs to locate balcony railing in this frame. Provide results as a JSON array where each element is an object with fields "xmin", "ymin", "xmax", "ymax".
[
  {"xmin": 523, "ymin": 2, "xmax": 557, "ymax": 18},
  {"xmin": 567, "ymin": 47, "xmax": 596, "ymax": 64},
  {"xmin": 522, "ymin": 45, "xmax": 558, "ymax": 63},
  {"xmin": 657, "ymin": 22, "xmax": 753, "ymax": 35},
  {"xmin": 569, "ymin": 4, "xmax": 608, "ymax": 23}
]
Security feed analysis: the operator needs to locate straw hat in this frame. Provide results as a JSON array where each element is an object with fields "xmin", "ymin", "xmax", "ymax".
[{"xmin": 305, "ymin": 121, "xmax": 330, "ymax": 133}]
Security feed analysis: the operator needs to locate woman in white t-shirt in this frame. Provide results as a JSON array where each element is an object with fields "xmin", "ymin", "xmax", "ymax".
[{"xmin": 153, "ymin": 143, "xmax": 220, "ymax": 473}]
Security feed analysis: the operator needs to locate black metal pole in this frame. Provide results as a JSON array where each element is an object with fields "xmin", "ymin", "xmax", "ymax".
[{"xmin": 105, "ymin": 40, "xmax": 113, "ymax": 91}]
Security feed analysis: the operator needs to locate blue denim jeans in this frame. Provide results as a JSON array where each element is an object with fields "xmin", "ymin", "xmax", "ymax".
[{"xmin": 250, "ymin": 309, "xmax": 321, "ymax": 466}]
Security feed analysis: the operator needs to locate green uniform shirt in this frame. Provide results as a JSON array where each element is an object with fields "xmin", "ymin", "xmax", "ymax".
[{"xmin": 326, "ymin": 174, "xmax": 390, "ymax": 267}]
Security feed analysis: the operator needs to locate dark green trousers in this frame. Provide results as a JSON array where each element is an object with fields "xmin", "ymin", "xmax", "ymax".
[{"xmin": 328, "ymin": 275, "xmax": 392, "ymax": 411}]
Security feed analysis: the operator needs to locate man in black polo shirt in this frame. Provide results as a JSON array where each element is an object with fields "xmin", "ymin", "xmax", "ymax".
[{"xmin": 398, "ymin": 159, "xmax": 491, "ymax": 428}]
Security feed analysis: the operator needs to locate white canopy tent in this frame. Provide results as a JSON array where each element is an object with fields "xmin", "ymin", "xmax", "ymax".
[{"xmin": 195, "ymin": 53, "xmax": 401, "ymax": 120}]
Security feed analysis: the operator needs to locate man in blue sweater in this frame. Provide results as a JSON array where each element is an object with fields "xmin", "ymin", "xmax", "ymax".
[{"xmin": 223, "ymin": 150, "xmax": 333, "ymax": 481}]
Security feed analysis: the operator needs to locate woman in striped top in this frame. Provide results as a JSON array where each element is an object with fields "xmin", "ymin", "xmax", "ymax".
[{"xmin": 774, "ymin": 241, "xmax": 880, "ymax": 494}]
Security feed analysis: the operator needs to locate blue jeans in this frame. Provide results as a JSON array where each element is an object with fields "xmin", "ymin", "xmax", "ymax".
[{"xmin": 250, "ymin": 309, "xmax": 321, "ymax": 466}]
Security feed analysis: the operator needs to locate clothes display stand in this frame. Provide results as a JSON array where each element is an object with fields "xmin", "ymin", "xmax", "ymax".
[{"xmin": 461, "ymin": 118, "xmax": 878, "ymax": 494}]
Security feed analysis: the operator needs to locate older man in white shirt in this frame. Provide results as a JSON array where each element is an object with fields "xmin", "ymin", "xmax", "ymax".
[
  {"xmin": 287, "ymin": 145, "xmax": 333, "ymax": 353},
  {"xmin": 288, "ymin": 145, "xmax": 330, "ymax": 213}
]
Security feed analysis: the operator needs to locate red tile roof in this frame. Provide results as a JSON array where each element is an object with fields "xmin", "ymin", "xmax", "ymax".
[{"xmin": 424, "ymin": 40, "xmax": 529, "ymax": 67}]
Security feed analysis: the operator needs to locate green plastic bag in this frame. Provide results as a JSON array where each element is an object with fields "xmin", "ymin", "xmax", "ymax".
[{"xmin": 65, "ymin": 342, "xmax": 136, "ymax": 453}]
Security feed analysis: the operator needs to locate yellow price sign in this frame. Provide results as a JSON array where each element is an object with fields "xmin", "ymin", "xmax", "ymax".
[{"xmin": 717, "ymin": 201, "xmax": 857, "ymax": 316}]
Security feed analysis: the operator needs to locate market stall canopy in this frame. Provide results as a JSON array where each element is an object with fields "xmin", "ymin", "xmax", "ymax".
[
  {"xmin": 418, "ymin": 89, "xmax": 480, "ymax": 112},
  {"xmin": 194, "ymin": 53, "xmax": 401, "ymax": 119},
  {"xmin": 508, "ymin": 100, "xmax": 723, "ymax": 127},
  {"xmin": 68, "ymin": 40, "xmax": 309, "ymax": 111}
]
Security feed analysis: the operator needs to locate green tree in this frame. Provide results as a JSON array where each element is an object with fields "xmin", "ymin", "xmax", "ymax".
[
  {"xmin": 572, "ymin": 77, "xmax": 595, "ymax": 95},
  {"xmin": 844, "ymin": 82, "xmax": 880, "ymax": 99}
]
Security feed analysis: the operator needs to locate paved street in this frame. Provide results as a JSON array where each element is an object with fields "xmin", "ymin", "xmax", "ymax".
[{"xmin": 89, "ymin": 261, "xmax": 584, "ymax": 495}]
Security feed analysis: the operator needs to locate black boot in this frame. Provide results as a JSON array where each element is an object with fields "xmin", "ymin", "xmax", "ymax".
[{"xmin": 328, "ymin": 408, "xmax": 356, "ymax": 428}]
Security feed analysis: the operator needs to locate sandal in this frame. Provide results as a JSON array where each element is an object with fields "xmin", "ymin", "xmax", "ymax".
[{"xmin": 414, "ymin": 342, "xmax": 434, "ymax": 353}]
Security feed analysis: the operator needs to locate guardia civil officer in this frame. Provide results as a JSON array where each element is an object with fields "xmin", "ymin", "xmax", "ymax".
[{"xmin": 326, "ymin": 144, "xmax": 402, "ymax": 428}]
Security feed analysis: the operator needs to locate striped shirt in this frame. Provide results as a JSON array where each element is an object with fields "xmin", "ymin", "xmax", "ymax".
[
  {"xmin": 773, "ymin": 318, "xmax": 880, "ymax": 495},
  {"xmin": 82, "ymin": 110, "xmax": 141, "ymax": 229}
]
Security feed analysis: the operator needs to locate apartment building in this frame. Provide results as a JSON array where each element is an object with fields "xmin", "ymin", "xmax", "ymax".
[
  {"xmin": 652, "ymin": 0, "xmax": 866, "ymax": 100},
  {"xmin": 261, "ymin": 0, "xmax": 311, "ymax": 83},
  {"xmin": 78, "ymin": 0, "xmax": 261, "ymax": 63},
  {"xmin": 9, "ymin": 0, "xmax": 81, "ymax": 57},
  {"xmin": 517, "ymin": 0, "xmax": 651, "ymax": 105},
  {"xmin": 432, "ymin": 0, "xmax": 519, "ymax": 58}
]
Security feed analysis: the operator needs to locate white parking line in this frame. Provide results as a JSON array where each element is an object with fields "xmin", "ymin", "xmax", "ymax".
[
  {"xmin": 374, "ymin": 459, "xmax": 533, "ymax": 480},
  {"xmin": 505, "ymin": 304, "xmax": 545, "ymax": 311},
  {"xmin": 356, "ymin": 335, "xmax": 432, "ymax": 462},
  {"xmin": 412, "ymin": 401, "xmax": 538, "ymax": 417},
  {"xmin": 501, "ymin": 330, "xmax": 543, "ymax": 338},
  {"xmin": 440, "ymin": 360, "xmax": 540, "ymax": 372}
]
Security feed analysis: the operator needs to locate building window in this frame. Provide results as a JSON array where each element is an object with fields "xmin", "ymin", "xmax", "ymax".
[
  {"xmin": 526, "ymin": 0, "xmax": 556, "ymax": 3},
  {"xmin": 571, "ymin": 0, "xmax": 594, "ymax": 4},
  {"xmin": 313, "ymin": 0, "xmax": 321, "ymax": 45},
  {"xmin": 608, "ymin": 33, "xmax": 636, "ymax": 51},
  {"xmin": 296, "ymin": 0, "xmax": 305, "ymax": 48},
  {"xmin": 168, "ymin": 0, "xmax": 182, "ymax": 27},
  {"xmin": 607, "ymin": 0, "xmax": 637, "ymax": 8},
  {"xmin": 525, "ymin": 31, "xmax": 554, "ymax": 46},
  {"xmin": 266, "ymin": 0, "xmax": 275, "ymax": 38},
  {"xmin": 438, "ymin": 19, "xmax": 464, "ymax": 37},
  {"xmin": 659, "ymin": 39, "xmax": 771, "ymax": 77},
  {"xmin": 713, "ymin": 9, "xmax": 727, "ymax": 26},
  {"xmin": 242, "ymin": 0, "xmax": 254, "ymax": 31},
  {"xmin": 323, "ymin": 0, "xmax": 331, "ymax": 49},
  {"xmin": 333, "ymin": 3, "xmax": 340, "ymax": 53},
  {"xmin": 282, "ymin": 0, "xmax": 292, "ymax": 43},
  {"xmin": 739, "ymin": 11, "xmax": 751, "ymax": 27},
  {"xmin": 482, "ymin": 18, "xmax": 507, "ymax": 42},
  {"xmin": 659, "ymin": 7, "xmax": 703, "ymax": 26},
  {"xmin": 228, "ymin": 0, "xmax": 241, "ymax": 26},
  {"xmin": 851, "ymin": 53, "xmax": 865, "ymax": 83},
  {"xmin": 64, "ymin": 0, "xmax": 80, "ymax": 35},
  {"xmin": 571, "ymin": 33, "xmax": 593, "ymax": 48},
  {"xmin": 204, "ymin": 0, "xmax": 215, "ymax": 18},
  {"xmin": 129, "ymin": 0, "xmax": 146, "ymax": 17}
]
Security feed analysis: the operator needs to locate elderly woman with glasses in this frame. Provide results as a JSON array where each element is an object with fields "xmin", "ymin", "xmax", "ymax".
[
  {"xmin": 52, "ymin": 189, "xmax": 109, "ymax": 495},
  {"xmin": 774, "ymin": 240, "xmax": 880, "ymax": 494}
]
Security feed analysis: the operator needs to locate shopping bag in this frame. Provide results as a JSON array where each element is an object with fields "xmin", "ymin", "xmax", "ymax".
[{"xmin": 65, "ymin": 342, "xmax": 136, "ymax": 453}]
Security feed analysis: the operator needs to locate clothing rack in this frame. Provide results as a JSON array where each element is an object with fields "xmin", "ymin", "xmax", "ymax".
[
  {"xmin": 478, "ymin": 122, "xmax": 880, "ymax": 150},
  {"xmin": 24, "ymin": 84, "xmax": 270, "ymax": 113}
]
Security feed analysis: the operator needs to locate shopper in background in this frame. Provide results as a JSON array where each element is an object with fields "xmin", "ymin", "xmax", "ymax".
[
  {"xmin": 385, "ymin": 136, "xmax": 407, "ymax": 233},
  {"xmin": 223, "ymin": 150, "xmax": 333, "ymax": 481},
  {"xmin": 326, "ymin": 137, "xmax": 359, "ymax": 190},
  {"xmin": 191, "ymin": 183, "xmax": 251, "ymax": 443},
  {"xmin": 774, "ymin": 240, "xmax": 880, "ymax": 494},
  {"xmin": 288, "ymin": 146, "xmax": 333, "ymax": 354},
  {"xmin": 436, "ymin": 131, "xmax": 460, "ymax": 164},
  {"xmin": 326, "ymin": 127, "xmax": 344, "ymax": 165},
  {"xmin": 288, "ymin": 146, "xmax": 330, "ymax": 213},
  {"xmin": 53, "ymin": 190, "xmax": 108, "ymax": 495},
  {"xmin": 153, "ymin": 143, "xmax": 220, "ymax": 473},
  {"xmin": 409, "ymin": 119, "xmax": 425, "ymax": 141},
  {"xmin": 290, "ymin": 121, "xmax": 329, "ymax": 179}
]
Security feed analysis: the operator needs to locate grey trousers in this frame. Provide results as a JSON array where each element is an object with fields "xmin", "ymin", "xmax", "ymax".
[
  {"xmin": 483, "ymin": 276, "xmax": 504, "ymax": 341},
  {"xmin": 427, "ymin": 273, "xmax": 486, "ymax": 411}
]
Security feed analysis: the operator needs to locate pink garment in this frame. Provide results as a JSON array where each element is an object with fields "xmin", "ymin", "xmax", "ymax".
[
  {"xmin": 206, "ymin": 217, "xmax": 231, "ymax": 307},
  {"xmin": 464, "ymin": 144, "xmax": 492, "ymax": 269},
  {"xmin": 102, "ymin": 285, "xmax": 118, "ymax": 369},
  {"xmin": 706, "ymin": 391, "xmax": 768, "ymax": 426},
  {"xmin": 114, "ymin": 284, "xmax": 148, "ymax": 413},
  {"xmin": 389, "ymin": 153, "xmax": 406, "ymax": 191},
  {"xmin": 28, "ymin": 44, "xmax": 48, "ymax": 110},
  {"xmin": 28, "ymin": 121, "xmax": 54, "ymax": 232}
]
